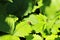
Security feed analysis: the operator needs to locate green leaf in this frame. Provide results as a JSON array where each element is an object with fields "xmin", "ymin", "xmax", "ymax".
[
  {"xmin": 0, "ymin": 4, "xmax": 11, "ymax": 33},
  {"xmin": 32, "ymin": 22, "xmax": 45, "ymax": 33},
  {"xmin": 32, "ymin": 34, "xmax": 43, "ymax": 40},
  {"xmin": 51, "ymin": 19, "xmax": 60, "ymax": 34},
  {"xmin": 26, "ymin": 34, "xmax": 43, "ymax": 40},
  {"xmin": 26, "ymin": 34, "xmax": 33, "ymax": 40},
  {"xmin": 30, "ymin": 14, "xmax": 46, "ymax": 33},
  {"xmin": 55, "ymin": 36, "xmax": 60, "ymax": 40},
  {"xmin": 14, "ymin": 21, "xmax": 32, "ymax": 37},
  {"xmin": 24, "ymin": 0, "xmax": 33, "ymax": 16},
  {"xmin": 8, "ymin": 0, "xmax": 13, "ymax": 3},
  {"xmin": 5, "ymin": 14, "xmax": 18, "ymax": 34},
  {"xmin": 24, "ymin": 14, "xmax": 47, "ymax": 25},
  {"xmin": 0, "ymin": 35, "xmax": 20, "ymax": 40},
  {"xmin": 7, "ymin": 0, "xmax": 34, "ymax": 17},
  {"xmin": 46, "ymin": 35, "xmax": 58, "ymax": 40},
  {"xmin": 23, "ymin": 14, "xmax": 47, "ymax": 33},
  {"xmin": 32, "ymin": 0, "xmax": 43, "ymax": 12},
  {"xmin": 45, "ymin": 0, "xmax": 60, "ymax": 19}
]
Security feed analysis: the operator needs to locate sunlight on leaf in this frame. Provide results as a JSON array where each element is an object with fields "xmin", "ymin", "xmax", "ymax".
[
  {"xmin": 32, "ymin": 34, "xmax": 43, "ymax": 40},
  {"xmin": 14, "ymin": 21, "xmax": 32, "ymax": 37},
  {"xmin": 8, "ymin": 0, "xmax": 13, "ymax": 3},
  {"xmin": 0, "ymin": 35, "xmax": 20, "ymax": 40},
  {"xmin": 5, "ymin": 14, "xmax": 18, "ymax": 34},
  {"xmin": 46, "ymin": 34, "xmax": 58, "ymax": 40}
]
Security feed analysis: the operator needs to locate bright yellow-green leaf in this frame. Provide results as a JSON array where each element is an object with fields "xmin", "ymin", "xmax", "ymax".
[
  {"xmin": 32, "ymin": 34, "xmax": 43, "ymax": 40},
  {"xmin": 45, "ymin": 0, "xmax": 60, "ymax": 19},
  {"xmin": 32, "ymin": 0, "xmax": 43, "ymax": 12},
  {"xmin": 51, "ymin": 19, "xmax": 60, "ymax": 34},
  {"xmin": 14, "ymin": 21, "xmax": 32, "ymax": 37},
  {"xmin": 23, "ymin": 14, "xmax": 47, "ymax": 33},
  {"xmin": 46, "ymin": 35, "xmax": 58, "ymax": 40},
  {"xmin": 0, "ymin": 35, "xmax": 20, "ymax": 40},
  {"xmin": 5, "ymin": 14, "xmax": 18, "ymax": 33}
]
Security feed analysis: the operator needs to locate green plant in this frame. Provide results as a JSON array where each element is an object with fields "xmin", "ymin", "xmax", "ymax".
[{"xmin": 0, "ymin": 0, "xmax": 60, "ymax": 40}]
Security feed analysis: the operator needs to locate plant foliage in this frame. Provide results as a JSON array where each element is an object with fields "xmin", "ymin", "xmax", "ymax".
[{"xmin": 0, "ymin": 0, "xmax": 60, "ymax": 40}]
